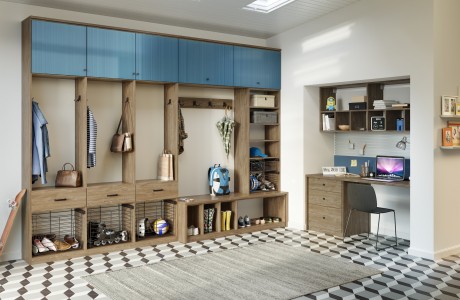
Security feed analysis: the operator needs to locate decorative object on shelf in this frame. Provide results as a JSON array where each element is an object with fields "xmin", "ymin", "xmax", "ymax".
[
  {"xmin": 447, "ymin": 121, "xmax": 460, "ymax": 146},
  {"xmin": 322, "ymin": 114, "xmax": 335, "ymax": 131},
  {"xmin": 338, "ymin": 124, "xmax": 350, "ymax": 131},
  {"xmin": 442, "ymin": 128, "xmax": 453, "ymax": 146},
  {"xmin": 396, "ymin": 118, "xmax": 405, "ymax": 131},
  {"xmin": 326, "ymin": 96, "xmax": 336, "ymax": 111},
  {"xmin": 250, "ymin": 95, "xmax": 275, "ymax": 107},
  {"xmin": 55, "ymin": 163, "xmax": 82, "ymax": 187},
  {"xmin": 110, "ymin": 99, "xmax": 134, "ymax": 153},
  {"xmin": 216, "ymin": 107, "xmax": 235, "ymax": 158},
  {"xmin": 321, "ymin": 166, "xmax": 346, "ymax": 176},
  {"xmin": 251, "ymin": 111, "xmax": 277, "ymax": 124},
  {"xmin": 250, "ymin": 147, "xmax": 267, "ymax": 158},
  {"xmin": 208, "ymin": 164, "xmax": 231, "ymax": 195},
  {"xmin": 441, "ymin": 95, "xmax": 458, "ymax": 116},
  {"xmin": 158, "ymin": 150, "xmax": 174, "ymax": 181},
  {"xmin": 348, "ymin": 102, "xmax": 367, "ymax": 110},
  {"xmin": 373, "ymin": 100, "xmax": 398, "ymax": 109},
  {"xmin": 152, "ymin": 219, "xmax": 169, "ymax": 236},
  {"xmin": 456, "ymin": 103, "xmax": 460, "ymax": 115},
  {"xmin": 396, "ymin": 136, "xmax": 410, "ymax": 150},
  {"xmin": 370, "ymin": 116, "xmax": 386, "ymax": 131}
]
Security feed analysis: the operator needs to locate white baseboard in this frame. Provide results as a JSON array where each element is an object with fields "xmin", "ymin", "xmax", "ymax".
[
  {"xmin": 0, "ymin": 250, "xmax": 22, "ymax": 262},
  {"xmin": 287, "ymin": 221, "xmax": 304, "ymax": 230},
  {"xmin": 408, "ymin": 247, "xmax": 435, "ymax": 260},
  {"xmin": 433, "ymin": 244, "xmax": 460, "ymax": 260}
]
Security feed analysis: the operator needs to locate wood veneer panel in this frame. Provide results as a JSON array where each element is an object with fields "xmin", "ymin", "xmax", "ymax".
[
  {"xmin": 122, "ymin": 81, "xmax": 136, "ymax": 184},
  {"xmin": 234, "ymin": 88, "xmax": 250, "ymax": 193},
  {"xmin": 164, "ymin": 83, "xmax": 179, "ymax": 180},
  {"xmin": 75, "ymin": 77, "xmax": 87, "ymax": 187}
]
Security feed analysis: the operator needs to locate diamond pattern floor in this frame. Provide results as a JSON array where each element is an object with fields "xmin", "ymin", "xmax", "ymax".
[{"xmin": 1, "ymin": 229, "xmax": 459, "ymax": 299}]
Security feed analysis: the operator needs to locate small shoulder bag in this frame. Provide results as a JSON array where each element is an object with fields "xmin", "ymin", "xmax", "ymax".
[{"xmin": 111, "ymin": 101, "xmax": 134, "ymax": 153}]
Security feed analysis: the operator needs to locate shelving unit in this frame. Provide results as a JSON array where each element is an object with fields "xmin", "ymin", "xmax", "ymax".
[
  {"xmin": 21, "ymin": 16, "xmax": 286, "ymax": 264},
  {"xmin": 320, "ymin": 79, "xmax": 410, "ymax": 132}
]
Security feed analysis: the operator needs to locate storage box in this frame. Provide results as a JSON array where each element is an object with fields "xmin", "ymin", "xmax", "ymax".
[
  {"xmin": 351, "ymin": 96, "xmax": 368, "ymax": 102},
  {"xmin": 348, "ymin": 102, "xmax": 367, "ymax": 110},
  {"xmin": 251, "ymin": 111, "xmax": 278, "ymax": 124},
  {"xmin": 250, "ymin": 95, "xmax": 275, "ymax": 107}
]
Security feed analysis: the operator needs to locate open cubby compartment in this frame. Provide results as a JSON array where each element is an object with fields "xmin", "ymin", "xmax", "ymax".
[
  {"xmin": 30, "ymin": 76, "xmax": 80, "ymax": 189},
  {"xmin": 368, "ymin": 110, "xmax": 385, "ymax": 130},
  {"xmin": 203, "ymin": 203, "xmax": 220, "ymax": 234},
  {"xmin": 385, "ymin": 109, "xmax": 410, "ymax": 131},
  {"xmin": 32, "ymin": 208, "xmax": 84, "ymax": 256},
  {"xmin": 135, "ymin": 200, "xmax": 176, "ymax": 240},
  {"xmin": 220, "ymin": 201, "xmax": 237, "ymax": 231},
  {"xmin": 87, "ymin": 204, "xmax": 133, "ymax": 248},
  {"xmin": 350, "ymin": 111, "xmax": 367, "ymax": 131},
  {"xmin": 334, "ymin": 111, "xmax": 349, "ymax": 131}
]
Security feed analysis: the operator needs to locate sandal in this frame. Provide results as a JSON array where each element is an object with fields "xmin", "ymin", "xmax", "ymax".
[
  {"xmin": 33, "ymin": 239, "xmax": 48, "ymax": 253},
  {"xmin": 64, "ymin": 235, "xmax": 79, "ymax": 249},
  {"xmin": 41, "ymin": 237, "xmax": 57, "ymax": 251}
]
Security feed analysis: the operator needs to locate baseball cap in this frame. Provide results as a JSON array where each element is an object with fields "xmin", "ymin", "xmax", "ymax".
[{"xmin": 250, "ymin": 147, "xmax": 268, "ymax": 158}]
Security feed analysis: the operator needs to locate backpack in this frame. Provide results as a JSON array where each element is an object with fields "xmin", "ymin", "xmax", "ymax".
[{"xmin": 208, "ymin": 164, "xmax": 231, "ymax": 195}]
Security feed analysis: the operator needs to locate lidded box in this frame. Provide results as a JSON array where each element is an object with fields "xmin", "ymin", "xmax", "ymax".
[
  {"xmin": 250, "ymin": 95, "xmax": 275, "ymax": 107},
  {"xmin": 251, "ymin": 111, "xmax": 278, "ymax": 124}
]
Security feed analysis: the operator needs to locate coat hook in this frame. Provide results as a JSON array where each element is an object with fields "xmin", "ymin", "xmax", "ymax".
[
  {"xmin": 125, "ymin": 97, "xmax": 129, "ymax": 103},
  {"xmin": 168, "ymin": 99, "xmax": 172, "ymax": 105},
  {"xmin": 74, "ymin": 95, "xmax": 81, "ymax": 102},
  {"xmin": 208, "ymin": 101, "xmax": 213, "ymax": 108},
  {"xmin": 193, "ymin": 101, "xmax": 200, "ymax": 107}
]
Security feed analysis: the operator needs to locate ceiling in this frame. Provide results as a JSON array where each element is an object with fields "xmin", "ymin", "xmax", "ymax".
[{"xmin": 4, "ymin": 0, "xmax": 360, "ymax": 39}]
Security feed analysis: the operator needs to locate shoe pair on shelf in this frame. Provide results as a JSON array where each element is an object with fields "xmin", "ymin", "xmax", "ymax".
[
  {"xmin": 32, "ymin": 235, "xmax": 80, "ymax": 255},
  {"xmin": 187, "ymin": 225, "xmax": 199, "ymax": 236},
  {"xmin": 238, "ymin": 215, "xmax": 251, "ymax": 228}
]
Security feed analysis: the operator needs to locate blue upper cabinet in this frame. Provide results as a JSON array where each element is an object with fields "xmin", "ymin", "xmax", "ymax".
[
  {"xmin": 31, "ymin": 20, "xmax": 86, "ymax": 76},
  {"xmin": 234, "ymin": 46, "xmax": 281, "ymax": 89},
  {"xmin": 87, "ymin": 27, "xmax": 135, "ymax": 79},
  {"xmin": 136, "ymin": 33, "xmax": 178, "ymax": 82},
  {"xmin": 179, "ymin": 39, "xmax": 233, "ymax": 86}
]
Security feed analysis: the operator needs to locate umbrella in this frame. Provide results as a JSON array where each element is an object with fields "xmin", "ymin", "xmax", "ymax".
[{"xmin": 216, "ymin": 108, "xmax": 235, "ymax": 158}]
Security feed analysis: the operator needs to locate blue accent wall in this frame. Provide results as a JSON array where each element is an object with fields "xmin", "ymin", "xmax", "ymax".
[{"xmin": 334, "ymin": 155, "xmax": 410, "ymax": 179}]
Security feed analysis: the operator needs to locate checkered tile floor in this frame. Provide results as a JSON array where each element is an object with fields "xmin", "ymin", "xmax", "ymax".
[{"xmin": 1, "ymin": 228, "xmax": 459, "ymax": 299}]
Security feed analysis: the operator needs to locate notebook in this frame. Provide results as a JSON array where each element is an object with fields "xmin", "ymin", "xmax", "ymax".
[{"xmin": 364, "ymin": 155, "xmax": 405, "ymax": 182}]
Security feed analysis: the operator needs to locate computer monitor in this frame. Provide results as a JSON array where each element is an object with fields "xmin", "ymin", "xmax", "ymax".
[{"xmin": 375, "ymin": 156, "xmax": 405, "ymax": 180}]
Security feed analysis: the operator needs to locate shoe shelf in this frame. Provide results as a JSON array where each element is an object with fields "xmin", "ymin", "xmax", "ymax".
[{"xmin": 177, "ymin": 191, "xmax": 288, "ymax": 243}]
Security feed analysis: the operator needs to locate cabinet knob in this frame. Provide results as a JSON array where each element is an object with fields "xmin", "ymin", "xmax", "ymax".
[
  {"xmin": 256, "ymin": 82, "xmax": 260, "ymax": 85},
  {"xmin": 322, "ymin": 183, "xmax": 325, "ymax": 186},
  {"xmin": 322, "ymin": 197, "xmax": 325, "ymax": 200},
  {"xmin": 107, "ymin": 194, "xmax": 119, "ymax": 197},
  {"xmin": 323, "ymin": 216, "xmax": 325, "ymax": 219},
  {"xmin": 206, "ymin": 78, "xmax": 210, "ymax": 81},
  {"xmin": 83, "ymin": 68, "xmax": 87, "ymax": 72}
]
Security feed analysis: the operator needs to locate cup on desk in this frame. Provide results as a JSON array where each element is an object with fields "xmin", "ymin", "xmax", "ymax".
[{"xmin": 360, "ymin": 165, "xmax": 369, "ymax": 177}]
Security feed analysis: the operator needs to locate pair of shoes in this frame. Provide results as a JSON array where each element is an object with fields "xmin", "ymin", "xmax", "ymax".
[
  {"xmin": 238, "ymin": 215, "xmax": 251, "ymax": 228},
  {"xmin": 54, "ymin": 240, "xmax": 71, "ymax": 251},
  {"xmin": 34, "ymin": 237, "xmax": 57, "ymax": 252},
  {"xmin": 64, "ymin": 235, "xmax": 79, "ymax": 249},
  {"xmin": 221, "ymin": 210, "xmax": 232, "ymax": 231},
  {"xmin": 204, "ymin": 208, "xmax": 215, "ymax": 233},
  {"xmin": 187, "ymin": 225, "xmax": 199, "ymax": 236}
]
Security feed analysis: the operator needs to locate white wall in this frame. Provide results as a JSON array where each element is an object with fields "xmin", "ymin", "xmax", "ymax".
[
  {"xmin": 433, "ymin": 0, "xmax": 460, "ymax": 258},
  {"xmin": 268, "ymin": 0, "xmax": 437, "ymax": 257},
  {"xmin": 0, "ymin": 0, "xmax": 265, "ymax": 262}
]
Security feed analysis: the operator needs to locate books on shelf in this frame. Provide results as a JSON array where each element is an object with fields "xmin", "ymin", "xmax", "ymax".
[
  {"xmin": 322, "ymin": 114, "xmax": 335, "ymax": 131},
  {"xmin": 373, "ymin": 100, "xmax": 399, "ymax": 109}
]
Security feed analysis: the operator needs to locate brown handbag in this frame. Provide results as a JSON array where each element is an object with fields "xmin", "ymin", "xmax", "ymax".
[
  {"xmin": 55, "ymin": 163, "xmax": 82, "ymax": 187},
  {"xmin": 111, "ymin": 100, "xmax": 134, "ymax": 153}
]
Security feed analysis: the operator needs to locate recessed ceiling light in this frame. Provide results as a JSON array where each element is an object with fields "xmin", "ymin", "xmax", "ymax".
[{"xmin": 243, "ymin": 0, "xmax": 296, "ymax": 13}]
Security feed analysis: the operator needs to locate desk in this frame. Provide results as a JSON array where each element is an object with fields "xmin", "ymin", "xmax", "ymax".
[{"xmin": 305, "ymin": 174, "xmax": 409, "ymax": 237}]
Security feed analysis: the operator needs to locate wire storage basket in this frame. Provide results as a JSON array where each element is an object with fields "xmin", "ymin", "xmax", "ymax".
[
  {"xmin": 250, "ymin": 160, "xmax": 265, "ymax": 173},
  {"xmin": 32, "ymin": 209, "xmax": 84, "ymax": 256},
  {"xmin": 87, "ymin": 204, "xmax": 133, "ymax": 248},
  {"xmin": 136, "ymin": 200, "xmax": 175, "ymax": 240}
]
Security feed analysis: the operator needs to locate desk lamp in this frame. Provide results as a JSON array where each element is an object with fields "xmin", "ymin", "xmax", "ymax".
[{"xmin": 396, "ymin": 136, "xmax": 409, "ymax": 150}]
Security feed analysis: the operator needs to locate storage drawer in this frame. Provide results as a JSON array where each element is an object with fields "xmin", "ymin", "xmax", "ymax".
[
  {"xmin": 308, "ymin": 178, "xmax": 342, "ymax": 192},
  {"xmin": 136, "ymin": 180, "xmax": 178, "ymax": 202},
  {"xmin": 308, "ymin": 189, "xmax": 341, "ymax": 209},
  {"xmin": 250, "ymin": 95, "xmax": 275, "ymax": 107},
  {"xmin": 31, "ymin": 188, "xmax": 86, "ymax": 212},
  {"xmin": 87, "ymin": 183, "xmax": 135, "ymax": 207},
  {"xmin": 251, "ymin": 111, "xmax": 277, "ymax": 124},
  {"xmin": 308, "ymin": 204, "xmax": 342, "ymax": 236}
]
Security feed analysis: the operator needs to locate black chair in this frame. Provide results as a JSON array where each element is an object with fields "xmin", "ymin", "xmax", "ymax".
[{"xmin": 344, "ymin": 183, "xmax": 398, "ymax": 250}]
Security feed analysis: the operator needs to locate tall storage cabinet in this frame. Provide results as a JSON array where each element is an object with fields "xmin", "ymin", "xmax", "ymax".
[{"xmin": 22, "ymin": 16, "xmax": 286, "ymax": 264}]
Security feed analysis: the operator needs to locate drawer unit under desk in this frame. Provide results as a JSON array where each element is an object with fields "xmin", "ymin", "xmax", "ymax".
[
  {"xmin": 308, "ymin": 189, "xmax": 341, "ymax": 208},
  {"xmin": 308, "ymin": 177, "xmax": 342, "ymax": 192},
  {"xmin": 87, "ymin": 183, "xmax": 135, "ymax": 207},
  {"xmin": 308, "ymin": 204, "xmax": 342, "ymax": 236},
  {"xmin": 136, "ymin": 180, "xmax": 178, "ymax": 202},
  {"xmin": 31, "ymin": 188, "xmax": 86, "ymax": 213}
]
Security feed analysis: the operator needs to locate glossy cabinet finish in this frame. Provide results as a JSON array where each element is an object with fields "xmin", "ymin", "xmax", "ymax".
[
  {"xmin": 234, "ymin": 46, "xmax": 281, "ymax": 89},
  {"xmin": 179, "ymin": 39, "xmax": 234, "ymax": 86},
  {"xmin": 31, "ymin": 20, "xmax": 87, "ymax": 76},
  {"xmin": 136, "ymin": 33, "xmax": 178, "ymax": 82},
  {"xmin": 87, "ymin": 27, "xmax": 136, "ymax": 79}
]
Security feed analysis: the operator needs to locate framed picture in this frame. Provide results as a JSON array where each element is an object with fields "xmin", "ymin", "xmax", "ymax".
[
  {"xmin": 456, "ymin": 103, "xmax": 460, "ymax": 115},
  {"xmin": 442, "ymin": 127, "xmax": 453, "ymax": 146},
  {"xmin": 447, "ymin": 121, "xmax": 460, "ymax": 145},
  {"xmin": 441, "ymin": 95, "xmax": 458, "ymax": 116}
]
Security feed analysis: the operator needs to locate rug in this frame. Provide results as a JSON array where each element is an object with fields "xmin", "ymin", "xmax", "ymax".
[{"xmin": 84, "ymin": 242, "xmax": 381, "ymax": 300}]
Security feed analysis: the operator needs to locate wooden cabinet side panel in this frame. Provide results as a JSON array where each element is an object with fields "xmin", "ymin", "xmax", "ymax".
[
  {"xmin": 122, "ymin": 81, "xmax": 136, "ymax": 184},
  {"xmin": 164, "ymin": 83, "xmax": 179, "ymax": 180},
  {"xmin": 233, "ymin": 88, "xmax": 250, "ymax": 193},
  {"xmin": 75, "ymin": 78, "xmax": 88, "ymax": 187}
]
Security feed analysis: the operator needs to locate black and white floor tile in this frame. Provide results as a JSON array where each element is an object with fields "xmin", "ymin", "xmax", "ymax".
[{"xmin": 1, "ymin": 229, "xmax": 460, "ymax": 299}]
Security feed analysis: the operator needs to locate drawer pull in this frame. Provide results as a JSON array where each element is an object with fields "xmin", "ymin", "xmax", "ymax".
[
  {"xmin": 323, "ymin": 216, "xmax": 325, "ymax": 219},
  {"xmin": 322, "ymin": 183, "xmax": 325, "ymax": 186},
  {"xmin": 107, "ymin": 194, "xmax": 119, "ymax": 197},
  {"xmin": 54, "ymin": 198, "xmax": 67, "ymax": 202},
  {"xmin": 153, "ymin": 189, "xmax": 164, "ymax": 192},
  {"xmin": 322, "ymin": 197, "xmax": 325, "ymax": 200}
]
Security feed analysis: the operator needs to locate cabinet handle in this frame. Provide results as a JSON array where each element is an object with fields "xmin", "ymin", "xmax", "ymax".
[
  {"xmin": 107, "ymin": 194, "xmax": 119, "ymax": 197},
  {"xmin": 206, "ymin": 78, "xmax": 210, "ymax": 81},
  {"xmin": 132, "ymin": 72, "xmax": 136, "ymax": 75},
  {"xmin": 256, "ymin": 82, "xmax": 260, "ymax": 85},
  {"xmin": 323, "ymin": 216, "xmax": 325, "ymax": 219},
  {"xmin": 54, "ymin": 198, "xmax": 67, "ymax": 202},
  {"xmin": 322, "ymin": 183, "xmax": 325, "ymax": 186},
  {"xmin": 83, "ymin": 68, "xmax": 87, "ymax": 72},
  {"xmin": 153, "ymin": 189, "xmax": 164, "ymax": 192},
  {"xmin": 322, "ymin": 197, "xmax": 325, "ymax": 200}
]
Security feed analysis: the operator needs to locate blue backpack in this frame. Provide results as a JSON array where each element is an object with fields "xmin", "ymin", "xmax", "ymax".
[{"xmin": 208, "ymin": 164, "xmax": 230, "ymax": 195}]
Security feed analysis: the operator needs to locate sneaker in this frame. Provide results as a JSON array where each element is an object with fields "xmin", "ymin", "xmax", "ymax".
[
  {"xmin": 238, "ymin": 216, "xmax": 245, "ymax": 228},
  {"xmin": 188, "ymin": 225, "xmax": 195, "ymax": 236},
  {"xmin": 244, "ymin": 215, "xmax": 251, "ymax": 227},
  {"xmin": 40, "ymin": 237, "xmax": 56, "ymax": 251},
  {"xmin": 33, "ymin": 239, "xmax": 48, "ymax": 253}
]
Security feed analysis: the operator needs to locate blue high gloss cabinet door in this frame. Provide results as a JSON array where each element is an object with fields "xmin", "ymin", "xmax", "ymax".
[
  {"xmin": 32, "ymin": 20, "xmax": 86, "ymax": 76},
  {"xmin": 87, "ymin": 27, "xmax": 135, "ymax": 79},
  {"xmin": 234, "ymin": 46, "xmax": 281, "ymax": 89},
  {"xmin": 179, "ymin": 39, "xmax": 233, "ymax": 86},
  {"xmin": 136, "ymin": 33, "xmax": 178, "ymax": 82}
]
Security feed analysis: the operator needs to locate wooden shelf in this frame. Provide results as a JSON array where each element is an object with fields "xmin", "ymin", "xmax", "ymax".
[
  {"xmin": 440, "ymin": 146, "xmax": 460, "ymax": 150},
  {"xmin": 250, "ymin": 122, "xmax": 279, "ymax": 126},
  {"xmin": 249, "ymin": 139, "xmax": 280, "ymax": 143},
  {"xmin": 250, "ymin": 106, "xmax": 278, "ymax": 110},
  {"xmin": 440, "ymin": 115, "xmax": 460, "ymax": 119}
]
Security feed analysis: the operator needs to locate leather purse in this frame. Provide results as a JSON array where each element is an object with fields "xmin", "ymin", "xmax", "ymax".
[
  {"xmin": 111, "ymin": 100, "xmax": 134, "ymax": 153},
  {"xmin": 55, "ymin": 163, "xmax": 82, "ymax": 187}
]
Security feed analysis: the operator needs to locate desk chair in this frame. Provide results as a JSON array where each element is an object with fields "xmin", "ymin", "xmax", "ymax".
[{"xmin": 344, "ymin": 183, "xmax": 398, "ymax": 250}]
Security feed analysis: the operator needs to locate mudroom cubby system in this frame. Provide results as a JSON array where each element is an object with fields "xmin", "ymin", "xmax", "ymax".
[{"xmin": 22, "ymin": 17, "xmax": 286, "ymax": 264}]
